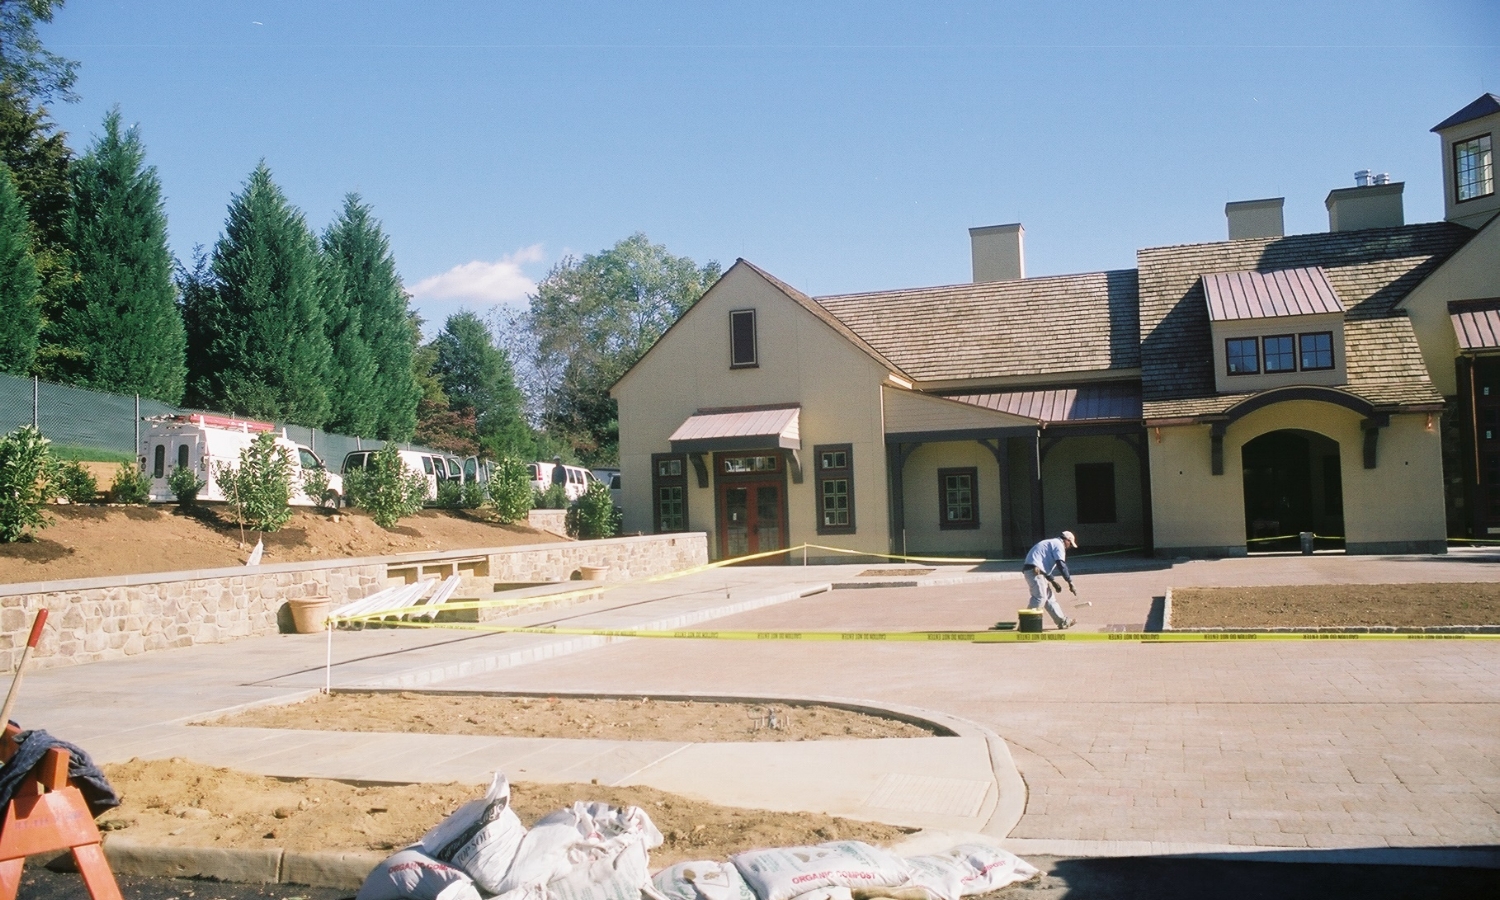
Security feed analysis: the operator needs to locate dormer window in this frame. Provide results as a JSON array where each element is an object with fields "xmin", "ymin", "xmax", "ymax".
[
  {"xmin": 1455, "ymin": 134, "xmax": 1493, "ymax": 202},
  {"xmin": 1204, "ymin": 267, "xmax": 1347, "ymax": 393}
]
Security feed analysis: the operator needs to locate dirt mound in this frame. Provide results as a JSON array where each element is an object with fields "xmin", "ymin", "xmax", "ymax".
[
  {"xmin": 0, "ymin": 504, "xmax": 566, "ymax": 585},
  {"xmin": 209, "ymin": 692, "xmax": 941, "ymax": 743},
  {"xmin": 98, "ymin": 758, "xmax": 912, "ymax": 864}
]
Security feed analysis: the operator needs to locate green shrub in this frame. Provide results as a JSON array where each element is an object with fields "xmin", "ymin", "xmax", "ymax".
[
  {"xmin": 436, "ymin": 479, "xmax": 463, "ymax": 509},
  {"xmin": 52, "ymin": 460, "xmax": 98, "ymax": 504},
  {"xmin": 0, "ymin": 426, "xmax": 53, "ymax": 542},
  {"xmin": 533, "ymin": 482, "xmax": 568, "ymax": 510},
  {"xmin": 108, "ymin": 462, "xmax": 150, "ymax": 504},
  {"xmin": 216, "ymin": 432, "xmax": 294, "ymax": 532},
  {"xmin": 167, "ymin": 463, "xmax": 205, "ymax": 506},
  {"xmin": 566, "ymin": 480, "xmax": 620, "ymax": 540},
  {"xmin": 460, "ymin": 480, "xmax": 487, "ymax": 510},
  {"xmin": 489, "ymin": 457, "xmax": 531, "ymax": 524},
  {"xmin": 346, "ymin": 443, "xmax": 428, "ymax": 528},
  {"xmin": 301, "ymin": 465, "xmax": 333, "ymax": 510}
]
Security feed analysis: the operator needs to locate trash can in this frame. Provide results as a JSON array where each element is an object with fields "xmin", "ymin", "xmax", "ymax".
[
  {"xmin": 1299, "ymin": 531, "xmax": 1314, "ymax": 555},
  {"xmin": 289, "ymin": 597, "xmax": 331, "ymax": 633},
  {"xmin": 1017, "ymin": 609, "xmax": 1044, "ymax": 633}
]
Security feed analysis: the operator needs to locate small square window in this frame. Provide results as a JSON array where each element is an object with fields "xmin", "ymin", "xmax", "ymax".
[
  {"xmin": 1264, "ymin": 335, "xmax": 1295, "ymax": 373},
  {"xmin": 730, "ymin": 309, "xmax": 758, "ymax": 368},
  {"xmin": 820, "ymin": 450, "xmax": 846, "ymax": 469},
  {"xmin": 657, "ymin": 458, "xmax": 682, "ymax": 478},
  {"xmin": 1300, "ymin": 332, "xmax": 1334, "ymax": 371},
  {"xmin": 1226, "ymin": 337, "xmax": 1259, "ymax": 375},
  {"xmin": 1455, "ymin": 134, "xmax": 1494, "ymax": 203}
]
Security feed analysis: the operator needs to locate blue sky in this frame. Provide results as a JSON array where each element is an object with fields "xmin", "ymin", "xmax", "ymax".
[{"xmin": 42, "ymin": 1, "xmax": 1500, "ymax": 332}]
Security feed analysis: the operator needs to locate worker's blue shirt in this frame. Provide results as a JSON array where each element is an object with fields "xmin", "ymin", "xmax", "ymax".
[{"xmin": 1024, "ymin": 537, "xmax": 1072, "ymax": 581}]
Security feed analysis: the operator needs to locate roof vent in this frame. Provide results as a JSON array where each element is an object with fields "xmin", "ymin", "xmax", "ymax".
[
  {"xmin": 1373, "ymin": 172, "xmax": 1390, "ymax": 185},
  {"xmin": 1355, "ymin": 169, "xmax": 1374, "ymax": 187}
]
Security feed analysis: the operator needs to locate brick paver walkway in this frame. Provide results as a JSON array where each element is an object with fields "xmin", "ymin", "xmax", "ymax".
[{"xmin": 455, "ymin": 553, "xmax": 1500, "ymax": 850}]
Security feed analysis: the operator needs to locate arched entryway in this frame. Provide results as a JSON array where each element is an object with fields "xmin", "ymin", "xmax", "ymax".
[{"xmin": 1242, "ymin": 429, "xmax": 1345, "ymax": 552}]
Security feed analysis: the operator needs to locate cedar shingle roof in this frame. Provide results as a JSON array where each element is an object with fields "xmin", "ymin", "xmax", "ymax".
[
  {"xmin": 816, "ymin": 269, "xmax": 1139, "ymax": 383},
  {"xmin": 734, "ymin": 260, "xmax": 909, "ymax": 377},
  {"xmin": 1138, "ymin": 223, "xmax": 1472, "ymax": 413}
]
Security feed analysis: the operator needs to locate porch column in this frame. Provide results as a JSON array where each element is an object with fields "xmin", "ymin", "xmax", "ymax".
[{"xmin": 1028, "ymin": 430, "xmax": 1044, "ymax": 546}]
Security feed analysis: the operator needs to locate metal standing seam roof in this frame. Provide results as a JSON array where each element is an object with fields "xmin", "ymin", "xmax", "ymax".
[
  {"xmin": 950, "ymin": 382, "xmax": 1142, "ymax": 423},
  {"xmin": 1202, "ymin": 267, "xmax": 1346, "ymax": 321},
  {"xmin": 668, "ymin": 405, "xmax": 802, "ymax": 449},
  {"xmin": 1450, "ymin": 299, "xmax": 1500, "ymax": 351}
]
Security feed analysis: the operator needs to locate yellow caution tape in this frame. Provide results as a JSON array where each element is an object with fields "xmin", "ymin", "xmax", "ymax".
[{"xmin": 338, "ymin": 620, "xmax": 1500, "ymax": 642}]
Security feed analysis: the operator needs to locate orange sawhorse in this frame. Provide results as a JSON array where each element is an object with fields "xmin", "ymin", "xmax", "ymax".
[{"xmin": 0, "ymin": 725, "xmax": 122, "ymax": 900}]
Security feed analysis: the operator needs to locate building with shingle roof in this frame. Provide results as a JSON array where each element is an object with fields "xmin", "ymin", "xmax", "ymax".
[{"xmin": 614, "ymin": 95, "xmax": 1500, "ymax": 561}]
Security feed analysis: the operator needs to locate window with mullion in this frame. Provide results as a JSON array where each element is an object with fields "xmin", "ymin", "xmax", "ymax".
[
  {"xmin": 1263, "ymin": 334, "xmax": 1295, "ymax": 373},
  {"xmin": 938, "ymin": 467, "xmax": 978, "ymax": 530},
  {"xmin": 1455, "ymin": 134, "xmax": 1494, "ymax": 203},
  {"xmin": 814, "ymin": 443, "xmax": 855, "ymax": 534},
  {"xmin": 1226, "ymin": 337, "xmax": 1259, "ymax": 375},
  {"xmin": 651, "ymin": 453, "xmax": 688, "ymax": 533},
  {"xmin": 1299, "ymin": 332, "xmax": 1334, "ymax": 371}
]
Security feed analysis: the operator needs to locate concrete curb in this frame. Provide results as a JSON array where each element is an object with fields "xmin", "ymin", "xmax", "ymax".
[{"xmin": 85, "ymin": 838, "xmax": 386, "ymax": 890}]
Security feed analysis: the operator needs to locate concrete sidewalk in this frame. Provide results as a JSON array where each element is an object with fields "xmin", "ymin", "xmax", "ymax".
[
  {"xmin": 19, "ymin": 562, "xmax": 1022, "ymax": 839},
  {"xmin": 19, "ymin": 551, "xmax": 1500, "ymax": 878}
]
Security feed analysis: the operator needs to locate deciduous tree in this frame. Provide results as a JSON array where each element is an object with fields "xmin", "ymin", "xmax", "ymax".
[
  {"xmin": 0, "ymin": 0, "xmax": 77, "ymax": 105},
  {"xmin": 527, "ymin": 233, "xmax": 720, "ymax": 465}
]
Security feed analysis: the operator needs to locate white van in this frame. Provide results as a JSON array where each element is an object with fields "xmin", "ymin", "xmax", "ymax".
[
  {"xmin": 138, "ymin": 414, "xmax": 343, "ymax": 507},
  {"xmin": 528, "ymin": 461, "xmax": 595, "ymax": 501},
  {"xmin": 341, "ymin": 449, "xmax": 487, "ymax": 503}
]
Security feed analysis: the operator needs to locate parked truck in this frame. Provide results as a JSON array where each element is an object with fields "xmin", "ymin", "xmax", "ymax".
[{"xmin": 138, "ymin": 414, "xmax": 343, "ymax": 507}]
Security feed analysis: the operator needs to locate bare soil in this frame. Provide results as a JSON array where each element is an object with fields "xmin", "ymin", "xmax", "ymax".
[
  {"xmin": 1170, "ymin": 583, "xmax": 1500, "ymax": 628},
  {"xmin": 97, "ymin": 758, "xmax": 912, "ymax": 865},
  {"xmin": 210, "ymin": 692, "xmax": 940, "ymax": 743},
  {"xmin": 0, "ymin": 504, "xmax": 564, "ymax": 584}
]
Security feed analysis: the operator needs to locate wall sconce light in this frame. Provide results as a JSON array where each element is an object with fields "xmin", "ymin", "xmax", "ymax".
[
  {"xmin": 1425, "ymin": 413, "xmax": 1434, "ymax": 431},
  {"xmin": 1153, "ymin": 426, "xmax": 1162, "ymax": 444}
]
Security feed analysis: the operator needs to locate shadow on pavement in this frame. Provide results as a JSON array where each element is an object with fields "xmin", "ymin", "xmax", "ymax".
[{"xmin": 1000, "ymin": 852, "xmax": 1500, "ymax": 899}]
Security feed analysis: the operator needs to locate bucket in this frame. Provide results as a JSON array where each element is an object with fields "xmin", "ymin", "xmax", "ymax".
[
  {"xmin": 1017, "ymin": 609, "xmax": 1044, "ymax": 633},
  {"xmin": 580, "ymin": 565, "xmax": 610, "ymax": 581},
  {"xmin": 289, "ymin": 597, "xmax": 331, "ymax": 634}
]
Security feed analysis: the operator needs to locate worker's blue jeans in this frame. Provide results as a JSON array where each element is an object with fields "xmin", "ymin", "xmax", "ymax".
[{"xmin": 1023, "ymin": 568, "xmax": 1068, "ymax": 627}]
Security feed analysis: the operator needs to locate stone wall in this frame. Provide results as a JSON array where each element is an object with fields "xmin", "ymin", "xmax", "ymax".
[{"xmin": 0, "ymin": 533, "xmax": 707, "ymax": 673}]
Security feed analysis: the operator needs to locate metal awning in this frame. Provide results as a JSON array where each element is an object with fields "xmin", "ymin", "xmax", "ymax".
[
  {"xmin": 951, "ymin": 382, "xmax": 1142, "ymax": 424},
  {"xmin": 1202, "ymin": 267, "xmax": 1345, "ymax": 321},
  {"xmin": 669, "ymin": 405, "xmax": 801, "ymax": 453},
  {"xmin": 1451, "ymin": 299, "xmax": 1500, "ymax": 352}
]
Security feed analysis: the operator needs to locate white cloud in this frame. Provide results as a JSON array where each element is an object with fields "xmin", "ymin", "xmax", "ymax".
[{"xmin": 410, "ymin": 244, "xmax": 545, "ymax": 304}]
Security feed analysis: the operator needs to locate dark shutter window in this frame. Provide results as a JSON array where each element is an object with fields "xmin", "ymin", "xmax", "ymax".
[
  {"xmin": 177, "ymin": 444, "xmax": 190, "ymax": 469},
  {"xmin": 938, "ymin": 467, "xmax": 978, "ymax": 529},
  {"xmin": 652, "ymin": 453, "xmax": 688, "ymax": 532},
  {"xmin": 730, "ymin": 309, "xmax": 758, "ymax": 368},
  {"xmin": 815, "ymin": 443, "xmax": 855, "ymax": 534},
  {"xmin": 153, "ymin": 444, "xmax": 166, "ymax": 478},
  {"xmin": 1074, "ymin": 462, "xmax": 1117, "ymax": 525}
]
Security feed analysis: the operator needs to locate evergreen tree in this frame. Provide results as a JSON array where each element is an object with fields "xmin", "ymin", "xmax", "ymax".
[
  {"xmin": 320, "ymin": 194, "xmax": 417, "ymax": 440},
  {"xmin": 315, "ymin": 247, "xmax": 378, "ymax": 436},
  {"xmin": 0, "ymin": 80, "xmax": 70, "ymax": 377},
  {"xmin": 62, "ymin": 109, "xmax": 184, "ymax": 402},
  {"xmin": 177, "ymin": 244, "xmax": 215, "ymax": 404},
  {"xmin": 432, "ymin": 311, "xmax": 531, "ymax": 458},
  {"xmin": 0, "ymin": 163, "xmax": 39, "ymax": 373},
  {"xmin": 190, "ymin": 163, "xmax": 331, "ymax": 427}
]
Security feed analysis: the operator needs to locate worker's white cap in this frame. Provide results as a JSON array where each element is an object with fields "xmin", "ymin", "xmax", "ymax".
[{"xmin": 1061, "ymin": 530, "xmax": 1077, "ymax": 548}]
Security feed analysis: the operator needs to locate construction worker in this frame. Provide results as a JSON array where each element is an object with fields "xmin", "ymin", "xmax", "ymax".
[{"xmin": 1022, "ymin": 530, "xmax": 1077, "ymax": 630}]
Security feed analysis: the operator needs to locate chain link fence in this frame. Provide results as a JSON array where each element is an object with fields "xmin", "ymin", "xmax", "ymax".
[{"xmin": 0, "ymin": 371, "xmax": 435, "ymax": 466}]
